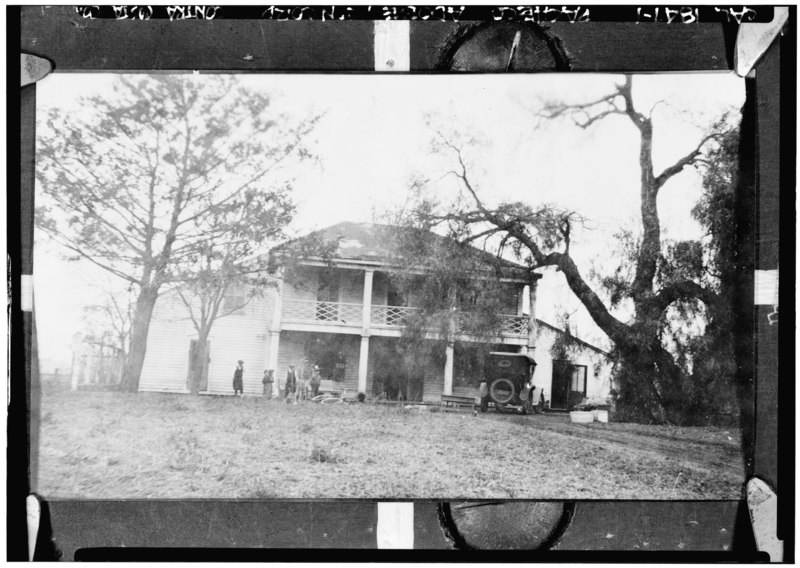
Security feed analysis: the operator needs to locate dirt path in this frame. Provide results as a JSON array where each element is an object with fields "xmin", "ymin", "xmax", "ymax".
[{"xmin": 482, "ymin": 412, "xmax": 745, "ymax": 476}]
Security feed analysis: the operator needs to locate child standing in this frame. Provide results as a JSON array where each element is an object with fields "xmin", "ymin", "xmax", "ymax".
[{"xmin": 262, "ymin": 369, "xmax": 274, "ymax": 399}]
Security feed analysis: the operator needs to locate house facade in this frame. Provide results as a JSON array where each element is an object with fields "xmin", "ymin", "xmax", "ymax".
[{"xmin": 139, "ymin": 222, "xmax": 613, "ymax": 408}]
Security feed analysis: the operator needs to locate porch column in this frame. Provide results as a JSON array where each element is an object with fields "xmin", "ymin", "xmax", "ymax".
[
  {"xmin": 443, "ymin": 342, "xmax": 454, "ymax": 396},
  {"xmin": 358, "ymin": 336, "xmax": 370, "ymax": 394},
  {"xmin": 267, "ymin": 332, "xmax": 280, "ymax": 370},
  {"xmin": 264, "ymin": 271, "xmax": 284, "ymax": 396}
]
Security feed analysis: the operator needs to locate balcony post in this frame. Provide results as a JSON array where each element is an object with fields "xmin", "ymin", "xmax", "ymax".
[
  {"xmin": 526, "ymin": 280, "xmax": 539, "ymax": 353},
  {"xmin": 362, "ymin": 269, "xmax": 374, "ymax": 334},
  {"xmin": 358, "ymin": 269, "xmax": 374, "ymax": 395}
]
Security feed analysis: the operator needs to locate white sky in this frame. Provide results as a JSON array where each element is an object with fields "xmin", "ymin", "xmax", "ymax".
[{"xmin": 34, "ymin": 72, "xmax": 745, "ymax": 369}]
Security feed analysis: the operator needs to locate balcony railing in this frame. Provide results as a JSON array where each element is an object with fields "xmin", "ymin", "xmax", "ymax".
[
  {"xmin": 282, "ymin": 300, "xmax": 362, "ymax": 327},
  {"xmin": 371, "ymin": 304, "xmax": 418, "ymax": 327},
  {"xmin": 501, "ymin": 315, "xmax": 528, "ymax": 336},
  {"xmin": 282, "ymin": 300, "xmax": 528, "ymax": 337}
]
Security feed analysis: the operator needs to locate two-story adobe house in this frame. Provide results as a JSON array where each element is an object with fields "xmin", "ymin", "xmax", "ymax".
[{"xmin": 138, "ymin": 222, "xmax": 612, "ymax": 408}]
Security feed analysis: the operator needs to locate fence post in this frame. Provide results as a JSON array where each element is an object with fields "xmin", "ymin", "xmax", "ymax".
[{"xmin": 70, "ymin": 352, "xmax": 80, "ymax": 391}]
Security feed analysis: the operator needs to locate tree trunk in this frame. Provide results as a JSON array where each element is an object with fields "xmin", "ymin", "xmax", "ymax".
[
  {"xmin": 120, "ymin": 286, "xmax": 159, "ymax": 392},
  {"xmin": 189, "ymin": 329, "xmax": 210, "ymax": 394}
]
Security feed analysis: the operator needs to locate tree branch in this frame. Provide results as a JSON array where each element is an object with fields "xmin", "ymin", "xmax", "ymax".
[
  {"xmin": 42, "ymin": 230, "xmax": 140, "ymax": 285},
  {"xmin": 654, "ymin": 133, "xmax": 719, "ymax": 189},
  {"xmin": 655, "ymin": 280, "xmax": 719, "ymax": 314}
]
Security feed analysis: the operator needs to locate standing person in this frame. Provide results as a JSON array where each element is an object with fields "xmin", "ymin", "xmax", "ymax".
[
  {"xmin": 233, "ymin": 360, "xmax": 244, "ymax": 396},
  {"xmin": 285, "ymin": 364, "xmax": 297, "ymax": 404},
  {"xmin": 297, "ymin": 366, "xmax": 310, "ymax": 402},
  {"xmin": 262, "ymin": 369, "xmax": 274, "ymax": 399},
  {"xmin": 310, "ymin": 365, "xmax": 322, "ymax": 399}
]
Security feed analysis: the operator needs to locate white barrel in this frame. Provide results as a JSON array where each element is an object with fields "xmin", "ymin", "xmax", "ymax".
[{"xmin": 570, "ymin": 410, "xmax": 593, "ymax": 424}]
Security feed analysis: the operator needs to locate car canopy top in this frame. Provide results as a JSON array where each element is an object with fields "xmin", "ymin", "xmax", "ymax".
[{"xmin": 488, "ymin": 352, "xmax": 537, "ymax": 366}]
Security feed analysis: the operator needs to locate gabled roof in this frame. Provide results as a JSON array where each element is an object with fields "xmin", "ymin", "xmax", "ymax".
[{"xmin": 277, "ymin": 222, "xmax": 536, "ymax": 280}]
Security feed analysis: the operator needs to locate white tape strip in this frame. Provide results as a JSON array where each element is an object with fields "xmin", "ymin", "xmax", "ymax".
[
  {"xmin": 374, "ymin": 20, "xmax": 410, "ymax": 72},
  {"xmin": 27, "ymin": 494, "xmax": 41, "ymax": 561},
  {"xmin": 735, "ymin": 7, "xmax": 790, "ymax": 77},
  {"xmin": 754, "ymin": 269, "xmax": 779, "ymax": 306},
  {"xmin": 377, "ymin": 502, "xmax": 414, "ymax": 549},
  {"xmin": 747, "ymin": 477, "xmax": 783, "ymax": 562},
  {"xmin": 21, "ymin": 53, "xmax": 53, "ymax": 87},
  {"xmin": 21, "ymin": 274, "xmax": 33, "ymax": 312}
]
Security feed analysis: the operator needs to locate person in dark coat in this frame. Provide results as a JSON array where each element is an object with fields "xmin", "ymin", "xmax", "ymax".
[
  {"xmin": 233, "ymin": 360, "xmax": 244, "ymax": 396},
  {"xmin": 284, "ymin": 364, "xmax": 298, "ymax": 404}
]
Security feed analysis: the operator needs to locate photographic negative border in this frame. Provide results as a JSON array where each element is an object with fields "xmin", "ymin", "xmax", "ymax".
[{"xmin": 9, "ymin": 5, "xmax": 794, "ymax": 560}]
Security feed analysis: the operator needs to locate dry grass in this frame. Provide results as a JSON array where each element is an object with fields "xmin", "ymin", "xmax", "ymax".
[{"xmin": 34, "ymin": 391, "xmax": 745, "ymax": 500}]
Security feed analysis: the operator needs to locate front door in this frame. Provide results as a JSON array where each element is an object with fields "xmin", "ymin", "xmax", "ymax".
[
  {"xmin": 316, "ymin": 271, "xmax": 340, "ymax": 321},
  {"xmin": 551, "ymin": 360, "xmax": 571, "ymax": 409},
  {"xmin": 551, "ymin": 361, "xmax": 588, "ymax": 409},
  {"xmin": 187, "ymin": 339, "xmax": 211, "ymax": 392}
]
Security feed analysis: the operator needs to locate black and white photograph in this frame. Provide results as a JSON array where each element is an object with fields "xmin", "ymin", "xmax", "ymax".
[{"xmin": 32, "ymin": 68, "xmax": 750, "ymax": 501}]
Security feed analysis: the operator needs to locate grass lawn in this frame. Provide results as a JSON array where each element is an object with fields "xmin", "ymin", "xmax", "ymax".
[{"xmin": 34, "ymin": 391, "xmax": 745, "ymax": 500}]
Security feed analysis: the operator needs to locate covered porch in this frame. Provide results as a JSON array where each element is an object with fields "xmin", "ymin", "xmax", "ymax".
[{"xmin": 267, "ymin": 330, "xmax": 521, "ymax": 402}]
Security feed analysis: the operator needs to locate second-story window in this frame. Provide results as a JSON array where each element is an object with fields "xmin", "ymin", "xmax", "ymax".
[
  {"xmin": 316, "ymin": 270, "xmax": 339, "ymax": 321},
  {"xmin": 387, "ymin": 282, "xmax": 406, "ymax": 307},
  {"xmin": 499, "ymin": 285, "xmax": 521, "ymax": 315}
]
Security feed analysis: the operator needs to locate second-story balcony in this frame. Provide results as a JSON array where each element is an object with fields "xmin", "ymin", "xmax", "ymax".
[
  {"xmin": 281, "ymin": 299, "xmax": 528, "ymax": 339},
  {"xmin": 282, "ymin": 300, "xmax": 363, "ymax": 327}
]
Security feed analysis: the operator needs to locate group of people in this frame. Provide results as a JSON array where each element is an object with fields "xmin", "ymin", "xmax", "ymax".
[
  {"xmin": 281, "ymin": 364, "xmax": 322, "ymax": 403},
  {"xmin": 232, "ymin": 360, "xmax": 322, "ymax": 402}
]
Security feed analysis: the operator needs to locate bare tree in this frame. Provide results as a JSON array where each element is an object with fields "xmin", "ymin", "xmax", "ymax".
[{"xmin": 82, "ymin": 285, "xmax": 135, "ymax": 359}]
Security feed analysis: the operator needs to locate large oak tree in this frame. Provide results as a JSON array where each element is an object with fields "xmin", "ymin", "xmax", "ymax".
[{"xmin": 409, "ymin": 76, "xmax": 741, "ymax": 424}]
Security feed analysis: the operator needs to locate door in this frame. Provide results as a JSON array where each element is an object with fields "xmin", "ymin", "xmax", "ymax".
[
  {"xmin": 551, "ymin": 361, "xmax": 588, "ymax": 409},
  {"xmin": 551, "ymin": 360, "xmax": 571, "ymax": 409},
  {"xmin": 316, "ymin": 271, "xmax": 340, "ymax": 321},
  {"xmin": 187, "ymin": 339, "xmax": 211, "ymax": 392}
]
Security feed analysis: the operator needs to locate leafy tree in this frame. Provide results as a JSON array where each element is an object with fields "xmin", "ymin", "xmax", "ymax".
[
  {"xmin": 406, "ymin": 76, "xmax": 739, "ymax": 424},
  {"xmin": 173, "ymin": 185, "xmax": 294, "ymax": 393},
  {"xmin": 677, "ymin": 126, "xmax": 743, "ymax": 422},
  {"xmin": 372, "ymin": 223, "xmax": 532, "ymax": 398},
  {"xmin": 36, "ymin": 75, "xmax": 318, "ymax": 391}
]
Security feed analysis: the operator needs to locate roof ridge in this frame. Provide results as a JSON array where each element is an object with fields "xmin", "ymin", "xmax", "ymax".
[{"xmin": 279, "ymin": 221, "xmax": 530, "ymax": 272}]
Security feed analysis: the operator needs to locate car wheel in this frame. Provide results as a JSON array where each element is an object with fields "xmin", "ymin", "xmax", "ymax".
[{"xmin": 489, "ymin": 378, "xmax": 515, "ymax": 405}]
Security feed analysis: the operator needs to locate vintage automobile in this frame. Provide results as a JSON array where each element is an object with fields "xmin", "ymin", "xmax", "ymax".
[{"xmin": 479, "ymin": 351, "xmax": 544, "ymax": 414}]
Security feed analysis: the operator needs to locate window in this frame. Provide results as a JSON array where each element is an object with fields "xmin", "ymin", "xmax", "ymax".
[
  {"xmin": 387, "ymin": 284, "xmax": 405, "ymax": 307},
  {"xmin": 499, "ymin": 285, "xmax": 522, "ymax": 315}
]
